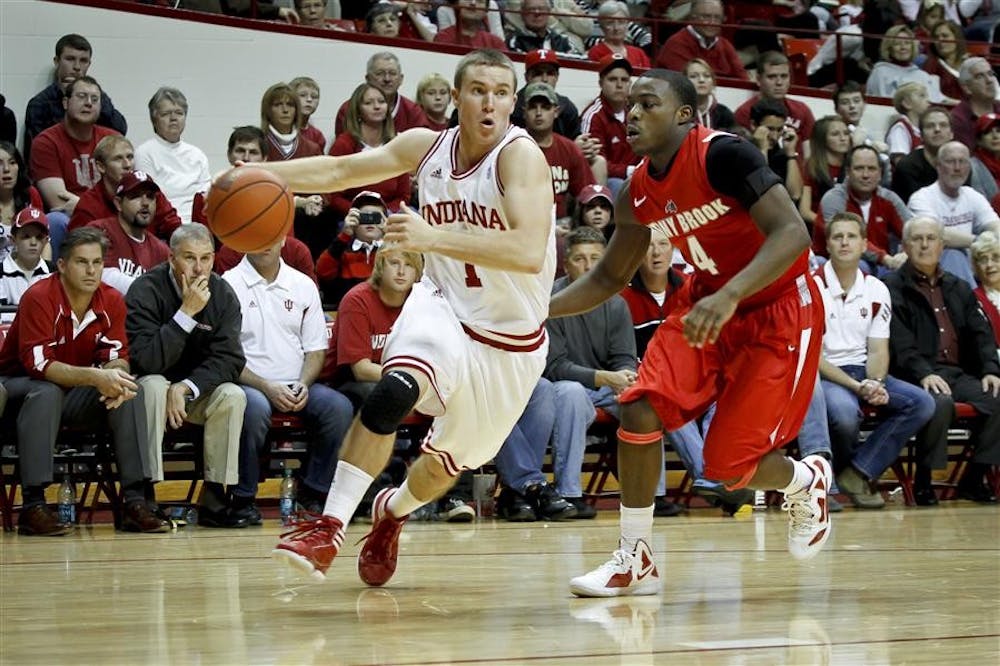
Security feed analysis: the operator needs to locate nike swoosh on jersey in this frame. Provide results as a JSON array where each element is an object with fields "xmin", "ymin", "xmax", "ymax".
[{"xmin": 633, "ymin": 196, "xmax": 647, "ymax": 207}]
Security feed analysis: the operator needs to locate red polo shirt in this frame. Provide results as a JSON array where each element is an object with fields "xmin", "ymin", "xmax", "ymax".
[{"xmin": 0, "ymin": 275, "xmax": 128, "ymax": 379}]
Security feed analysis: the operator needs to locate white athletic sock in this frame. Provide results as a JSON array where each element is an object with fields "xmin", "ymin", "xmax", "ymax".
[
  {"xmin": 779, "ymin": 458, "xmax": 815, "ymax": 496},
  {"xmin": 620, "ymin": 504, "xmax": 654, "ymax": 552},
  {"xmin": 386, "ymin": 479, "xmax": 425, "ymax": 518},
  {"xmin": 323, "ymin": 461, "xmax": 375, "ymax": 525}
]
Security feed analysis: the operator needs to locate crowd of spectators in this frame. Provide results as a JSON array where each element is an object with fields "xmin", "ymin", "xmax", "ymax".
[{"xmin": 3, "ymin": 1, "xmax": 1000, "ymax": 534}]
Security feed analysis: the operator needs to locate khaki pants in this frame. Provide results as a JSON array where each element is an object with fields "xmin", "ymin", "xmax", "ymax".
[{"xmin": 139, "ymin": 376, "xmax": 245, "ymax": 485}]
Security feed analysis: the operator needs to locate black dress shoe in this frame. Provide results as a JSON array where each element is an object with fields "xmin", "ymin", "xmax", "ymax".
[
  {"xmin": 914, "ymin": 487, "xmax": 939, "ymax": 506},
  {"xmin": 230, "ymin": 502, "xmax": 263, "ymax": 525},
  {"xmin": 957, "ymin": 483, "xmax": 998, "ymax": 504},
  {"xmin": 121, "ymin": 500, "xmax": 171, "ymax": 533},
  {"xmin": 526, "ymin": 483, "xmax": 579, "ymax": 521},
  {"xmin": 197, "ymin": 505, "xmax": 250, "ymax": 528},
  {"xmin": 654, "ymin": 496, "xmax": 684, "ymax": 517},
  {"xmin": 496, "ymin": 486, "xmax": 536, "ymax": 522},
  {"xmin": 17, "ymin": 504, "xmax": 71, "ymax": 536}
]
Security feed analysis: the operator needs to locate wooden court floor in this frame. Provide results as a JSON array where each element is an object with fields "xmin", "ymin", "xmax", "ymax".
[{"xmin": 1, "ymin": 504, "xmax": 998, "ymax": 665}]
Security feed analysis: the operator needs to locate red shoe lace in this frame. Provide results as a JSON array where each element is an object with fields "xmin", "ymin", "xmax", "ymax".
[{"xmin": 280, "ymin": 514, "xmax": 338, "ymax": 541}]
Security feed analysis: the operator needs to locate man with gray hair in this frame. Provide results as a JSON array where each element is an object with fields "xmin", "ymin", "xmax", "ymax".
[
  {"xmin": 908, "ymin": 141, "xmax": 1000, "ymax": 287},
  {"xmin": 950, "ymin": 57, "xmax": 1000, "ymax": 150},
  {"xmin": 125, "ymin": 223, "xmax": 251, "ymax": 527},
  {"xmin": 883, "ymin": 215, "xmax": 1000, "ymax": 505},
  {"xmin": 334, "ymin": 52, "xmax": 429, "ymax": 135},
  {"xmin": 506, "ymin": 0, "xmax": 581, "ymax": 54},
  {"xmin": 134, "ymin": 87, "xmax": 212, "ymax": 224},
  {"xmin": 654, "ymin": 0, "xmax": 748, "ymax": 80}
]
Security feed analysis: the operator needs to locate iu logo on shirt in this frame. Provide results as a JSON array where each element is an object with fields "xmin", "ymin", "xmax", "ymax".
[
  {"xmin": 73, "ymin": 154, "xmax": 101, "ymax": 189},
  {"xmin": 284, "ymin": 299, "xmax": 294, "ymax": 312}
]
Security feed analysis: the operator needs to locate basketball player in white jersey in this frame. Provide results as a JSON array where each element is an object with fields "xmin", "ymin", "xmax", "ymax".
[{"xmin": 256, "ymin": 49, "xmax": 556, "ymax": 586}]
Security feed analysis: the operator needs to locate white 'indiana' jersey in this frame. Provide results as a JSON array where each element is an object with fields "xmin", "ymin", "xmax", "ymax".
[{"xmin": 415, "ymin": 125, "xmax": 555, "ymax": 351}]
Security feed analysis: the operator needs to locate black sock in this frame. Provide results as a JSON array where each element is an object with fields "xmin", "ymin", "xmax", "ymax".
[
  {"xmin": 915, "ymin": 466, "xmax": 932, "ymax": 490},
  {"xmin": 961, "ymin": 463, "xmax": 987, "ymax": 488},
  {"xmin": 199, "ymin": 482, "xmax": 227, "ymax": 511},
  {"xmin": 230, "ymin": 493, "xmax": 254, "ymax": 510},
  {"xmin": 22, "ymin": 485, "xmax": 46, "ymax": 508}
]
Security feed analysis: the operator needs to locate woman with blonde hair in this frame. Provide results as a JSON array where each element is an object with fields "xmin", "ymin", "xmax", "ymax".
[
  {"xmin": 684, "ymin": 58, "xmax": 735, "ymax": 131},
  {"xmin": 328, "ymin": 83, "xmax": 410, "ymax": 219},
  {"xmin": 865, "ymin": 25, "xmax": 952, "ymax": 103}
]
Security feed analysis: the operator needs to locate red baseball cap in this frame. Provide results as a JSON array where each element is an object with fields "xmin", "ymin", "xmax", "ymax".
[
  {"xmin": 525, "ymin": 49, "xmax": 560, "ymax": 72},
  {"xmin": 598, "ymin": 53, "xmax": 634, "ymax": 78},
  {"xmin": 976, "ymin": 113, "xmax": 1000, "ymax": 135},
  {"xmin": 116, "ymin": 170, "xmax": 160, "ymax": 197},
  {"xmin": 352, "ymin": 190, "xmax": 386, "ymax": 209},
  {"xmin": 578, "ymin": 184, "xmax": 614, "ymax": 206},
  {"xmin": 13, "ymin": 206, "xmax": 49, "ymax": 232}
]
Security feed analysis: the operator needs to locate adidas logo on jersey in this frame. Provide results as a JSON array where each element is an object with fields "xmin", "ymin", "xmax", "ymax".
[{"xmin": 430, "ymin": 168, "xmax": 443, "ymax": 179}]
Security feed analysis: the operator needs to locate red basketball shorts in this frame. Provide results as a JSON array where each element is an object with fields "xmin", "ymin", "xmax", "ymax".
[{"xmin": 619, "ymin": 275, "xmax": 823, "ymax": 486}]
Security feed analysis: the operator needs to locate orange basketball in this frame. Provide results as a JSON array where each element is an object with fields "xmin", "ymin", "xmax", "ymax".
[{"xmin": 205, "ymin": 167, "xmax": 294, "ymax": 253}]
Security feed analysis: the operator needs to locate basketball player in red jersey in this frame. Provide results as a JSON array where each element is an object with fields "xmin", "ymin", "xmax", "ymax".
[{"xmin": 551, "ymin": 69, "xmax": 832, "ymax": 598}]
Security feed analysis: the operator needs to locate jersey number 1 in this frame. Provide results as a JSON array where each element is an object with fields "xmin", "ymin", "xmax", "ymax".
[
  {"xmin": 686, "ymin": 236, "xmax": 719, "ymax": 275},
  {"xmin": 465, "ymin": 263, "xmax": 483, "ymax": 288}
]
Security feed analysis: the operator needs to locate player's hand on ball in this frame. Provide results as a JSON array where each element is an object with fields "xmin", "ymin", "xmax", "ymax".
[
  {"xmin": 682, "ymin": 290, "xmax": 738, "ymax": 347},
  {"xmin": 385, "ymin": 203, "xmax": 435, "ymax": 252}
]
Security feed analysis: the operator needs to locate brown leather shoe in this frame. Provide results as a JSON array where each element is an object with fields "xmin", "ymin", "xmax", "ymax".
[
  {"xmin": 121, "ymin": 500, "xmax": 171, "ymax": 533},
  {"xmin": 18, "ymin": 504, "xmax": 71, "ymax": 536}
]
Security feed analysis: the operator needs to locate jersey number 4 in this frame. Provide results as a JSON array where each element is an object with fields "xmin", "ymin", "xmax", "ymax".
[
  {"xmin": 685, "ymin": 236, "xmax": 719, "ymax": 275},
  {"xmin": 465, "ymin": 263, "xmax": 483, "ymax": 288}
]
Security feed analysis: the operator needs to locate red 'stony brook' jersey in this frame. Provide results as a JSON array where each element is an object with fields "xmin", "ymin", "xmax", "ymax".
[{"xmin": 628, "ymin": 126, "xmax": 809, "ymax": 310}]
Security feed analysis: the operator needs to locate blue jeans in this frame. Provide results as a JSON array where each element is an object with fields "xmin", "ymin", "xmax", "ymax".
[
  {"xmin": 823, "ymin": 366, "xmax": 936, "ymax": 479},
  {"xmin": 797, "ymin": 375, "xmax": 834, "ymax": 459},
  {"xmin": 235, "ymin": 384, "xmax": 353, "ymax": 498},
  {"xmin": 47, "ymin": 211, "xmax": 69, "ymax": 261},
  {"xmin": 550, "ymin": 381, "xmax": 620, "ymax": 497},
  {"xmin": 664, "ymin": 403, "xmax": 721, "ymax": 494},
  {"xmin": 493, "ymin": 378, "xmax": 555, "ymax": 493}
]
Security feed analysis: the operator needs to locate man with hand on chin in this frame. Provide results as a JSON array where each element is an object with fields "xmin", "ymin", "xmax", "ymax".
[{"xmin": 125, "ymin": 223, "xmax": 249, "ymax": 528}]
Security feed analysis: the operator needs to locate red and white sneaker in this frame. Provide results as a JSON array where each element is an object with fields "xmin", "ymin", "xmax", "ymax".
[
  {"xmin": 357, "ymin": 487, "xmax": 408, "ymax": 586},
  {"xmin": 783, "ymin": 454, "xmax": 833, "ymax": 561},
  {"xmin": 569, "ymin": 539, "xmax": 661, "ymax": 598},
  {"xmin": 272, "ymin": 514, "xmax": 344, "ymax": 582}
]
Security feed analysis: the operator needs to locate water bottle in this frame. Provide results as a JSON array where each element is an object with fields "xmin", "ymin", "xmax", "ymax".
[
  {"xmin": 58, "ymin": 474, "xmax": 76, "ymax": 525},
  {"xmin": 279, "ymin": 467, "xmax": 296, "ymax": 525},
  {"xmin": 753, "ymin": 489, "xmax": 767, "ymax": 511}
]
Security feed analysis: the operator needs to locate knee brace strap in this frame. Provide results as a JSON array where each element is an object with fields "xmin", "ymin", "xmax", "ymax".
[
  {"xmin": 360, "ymin": 370, "xmax": 421, "ymax": 435},
  {"xmin": 617, "ymin": 427, "xmax": 661, "ymax": 446}
]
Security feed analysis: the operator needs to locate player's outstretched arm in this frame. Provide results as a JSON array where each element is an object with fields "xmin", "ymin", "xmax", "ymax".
[
  {"xmin": 549, "ymin": 181, "xmax": 650, "ymax": 318},
  {"xmin": 250, "ymin": 128, "xmax": 438, "ymax": 194}
]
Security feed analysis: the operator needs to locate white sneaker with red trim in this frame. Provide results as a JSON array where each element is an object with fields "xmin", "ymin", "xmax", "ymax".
[
  {"xmin": 783, "ymin": 455, "xmax": 833, "ymax": 561},
  {"xmin": 569, "ymin": 539, "xmax": 661, "ymax": 597}
]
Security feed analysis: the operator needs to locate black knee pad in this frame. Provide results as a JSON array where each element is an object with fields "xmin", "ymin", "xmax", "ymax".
[{"xmin": 359, "ymin": 370, "xmax": 421, "ymax": 435}]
